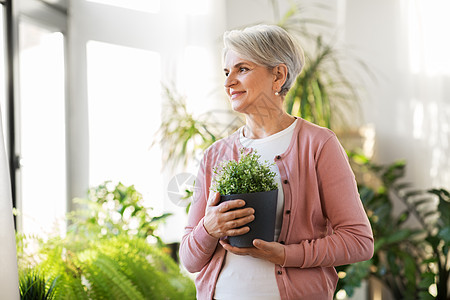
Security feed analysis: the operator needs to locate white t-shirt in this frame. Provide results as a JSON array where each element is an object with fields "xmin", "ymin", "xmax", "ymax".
[{"xmin": 214, "ymin": 119, "xmax": 297, "ymax": 300}]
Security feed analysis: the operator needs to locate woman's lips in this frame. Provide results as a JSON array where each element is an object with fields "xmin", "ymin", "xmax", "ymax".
[{"xmin": 231, "ymin": 91, "xmax": 245, "ymax": 99}]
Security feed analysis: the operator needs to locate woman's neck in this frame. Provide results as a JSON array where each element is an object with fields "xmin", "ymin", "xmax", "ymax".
[{"xmin": 243, "ymin": 112, "xmax": 295, "ymax": 139}]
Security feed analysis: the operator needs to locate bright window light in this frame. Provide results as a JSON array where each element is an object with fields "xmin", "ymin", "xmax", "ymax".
[
  {"xmin": 86, "ymin": 40, "xmax": 163, "ymax": 213},
  {"xmin": 19, "ymin": 23, "xmax": 66, "ymax": 237},
  {"xmin": 412, "ymin": 100, "xmax": 424, "ymax": 139},
  {"xmin": 87, "ymin": 0, "xmax": 160, "ymax": 14},
  {"xmin": 181, "ymin": 45, "xmax": 215, "ymax": 110},
  {"xmin": 408, "ymin": 0, "xmax": 450, "ymax": 75}
]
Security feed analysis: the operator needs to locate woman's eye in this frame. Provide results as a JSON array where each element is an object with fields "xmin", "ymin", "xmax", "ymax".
[
  {"xmin": 239, "ymin": 67, "xmax": 248, "ymax": 72},
  {"xmin": 224, "ymin": 72, "xmax": 229, "ymax": 77}
]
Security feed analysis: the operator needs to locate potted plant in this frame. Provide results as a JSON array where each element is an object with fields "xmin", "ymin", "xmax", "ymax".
[{"xmin": 212, "ymin": 149, "xmax": 278, "ymax": 247}]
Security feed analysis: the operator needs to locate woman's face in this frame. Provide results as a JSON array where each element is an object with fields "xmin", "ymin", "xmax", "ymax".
[{"xmin": 223, "ymin": 50, "xmax": 275, "ymax": 114}]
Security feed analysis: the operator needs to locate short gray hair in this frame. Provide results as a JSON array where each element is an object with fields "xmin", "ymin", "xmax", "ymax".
[{"xmin": 223, "ymin": 24, "xmax": 305, "ymax": 95}]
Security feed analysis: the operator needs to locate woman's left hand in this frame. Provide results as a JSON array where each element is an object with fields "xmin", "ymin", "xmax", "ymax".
[{"xmin": 219, "ymin": 239, "xmax": 286, "ymax": 266}]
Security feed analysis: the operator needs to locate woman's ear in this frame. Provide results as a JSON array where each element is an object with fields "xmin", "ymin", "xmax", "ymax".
[{"xmin": 272, "ymin": 64, "xmax": 288, "ymax": 92}]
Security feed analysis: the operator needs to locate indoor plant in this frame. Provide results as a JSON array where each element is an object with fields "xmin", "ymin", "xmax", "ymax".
[
  {"xmin": 16, "ymin": 182, "xmax": 196, "ymax": 300},
  {"xmin": 336, "ymin": 152, "xmax": 449, "ymax": 299},
  {"xmin": 19, "ymin": 269, "xmax": 57, "ymax": 300},
  {"xmin": 212, "ymin": 149, "xmax": 278, "ymax": 247}
]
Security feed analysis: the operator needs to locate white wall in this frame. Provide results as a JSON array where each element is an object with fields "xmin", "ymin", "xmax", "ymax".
[{"xmin": 343, "ymin": 0, "xmax": 450, "ymax": 189}]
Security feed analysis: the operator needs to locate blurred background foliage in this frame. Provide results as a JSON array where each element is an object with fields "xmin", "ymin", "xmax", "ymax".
[
  {"xmin": 68, "ymin": 181, "xmax": 171, "ymax": 244},
  {"xmin": 336, "ymin": 153, "xmax": 449, "ymax": 299},
  {"xmin": 16, "ymin": 182, "xmax": 196, "ymax": 300},
  {"xmin": 279, "ymin": 3, "xmax": 372, "ymax": 130}
]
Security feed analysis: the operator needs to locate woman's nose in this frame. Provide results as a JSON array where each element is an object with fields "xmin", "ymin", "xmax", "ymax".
[{"xmin": 224, "ymin": 73, "xmax": 237, "ymax": 88}]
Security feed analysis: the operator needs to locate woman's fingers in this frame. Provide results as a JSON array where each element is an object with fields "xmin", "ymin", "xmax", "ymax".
[
  {"xmin": 223, "ymin": 213, "xmax": 254, "ymax": 228},
  {"xmin": 225, "ymin": 225, "xmax": 251, "ymax": 236},
  {"xmin": 219, "ymin": 239, "xmax": 286, "ymax": 265},
  {"xmin": 206, "ymin": 191, "xmax": 221, "ymax": 207},
  {"xmin": 222, "ymin": 213, "xmax": 254, "ymax": 236},
  {"xmin": 217, "ymin": 199, "xmax": 246, "ymax": 212},
  {"xmin": 219, "ymin": 239, "xmax": 253, "ymax": 254},
  {"xmin": 204, "ymin": 196, "xmax": 254, "ymax": 239},
  {"xmin": 221, "ymin": 206, "xmax": 254, "ymax": 220}
]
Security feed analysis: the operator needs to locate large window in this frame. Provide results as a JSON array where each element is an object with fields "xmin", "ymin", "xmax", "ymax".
[
  {"xmin": 86, "ymin": 40, "xmax": 164, "ymax": 212},
  {"xmin": 17, "ymin": 19, "xmax": 66, "ymax": 235}
]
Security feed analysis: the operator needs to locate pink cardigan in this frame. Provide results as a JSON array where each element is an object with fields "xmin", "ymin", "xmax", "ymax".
[{"xmin": 180, "ymin": 118, "xmax": 374, "ymax": 300}]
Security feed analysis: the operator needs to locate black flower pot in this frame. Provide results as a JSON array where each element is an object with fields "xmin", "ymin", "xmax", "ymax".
[{"xmin": 220, "ymin": 189, "xmax": 278, "ymax": 248}]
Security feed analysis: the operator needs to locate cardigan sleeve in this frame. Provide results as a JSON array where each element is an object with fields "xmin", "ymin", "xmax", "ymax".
[
  {"xmin": 283, "ymin": 135, "xmax": 374, "ymax": 268},
  {"xmin": 179, "ymin": 151, "xmax": 220, "ymax": 273}
]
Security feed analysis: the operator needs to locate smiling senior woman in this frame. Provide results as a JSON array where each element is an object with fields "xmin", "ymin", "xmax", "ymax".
[{"xmin": 179, "ymin": 24, "xmax": 374, "ymax": 300}]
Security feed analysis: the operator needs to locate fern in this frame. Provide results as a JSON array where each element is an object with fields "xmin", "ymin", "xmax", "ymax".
[
  {"xmin": 80, "ymin": 253, "xmax": 145, "ymax": 300},
  {"xmin": 17, "ymin": 233, "xmax": 196, "ymax": 299},
  {"xmin": 17, "ymin": 181, "xmax": 196, "ymax": 299},
  {"xmin": 97, "ymin": 235, "xmax": 196, "ymax": 299}
]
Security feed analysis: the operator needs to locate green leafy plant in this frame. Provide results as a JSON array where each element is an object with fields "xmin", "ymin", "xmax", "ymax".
[
  {"xmin": 19, "ymin": 269, "xmax": 57, "ymax": 300},
  {"xmin": 212, "ymin": 149, "xmax": 278, "ymax": 195},
  {"xmin": 153, "ymin": 85, "xmax": 243, "ymax": 169},
  {"xmin": 425, "ymin": 188, "xmax": 450, "ymax": 299},
  {"xmin": 279, "ymin": 3, "xmax": 371, "ymax": 130},
  {"xmin": 68, "ymin": 181, "xmax": 171, "ymax": 245},
  {"xmin": 17, "ymin": 182, "xmax": 196, "ymax": 300},
  {"xmin": 17, "ymin": 234, "xmax": 196, "ymax": 300},
  {"xmin": 336, "ymin": 154, "xmax": 422, "ymax": 298},
  {"xmin": 335, "ymin": 152, "xmax": 449, "ymax": 299},
  {"xmin": 391, "ymin": 187, "xmax": 450, "ymax": 299}
]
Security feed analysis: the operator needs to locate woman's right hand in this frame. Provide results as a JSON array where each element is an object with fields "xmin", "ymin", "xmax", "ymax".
[{"xmin": 203, "ymin": 191, "xmax": 255, "ymax": 239}]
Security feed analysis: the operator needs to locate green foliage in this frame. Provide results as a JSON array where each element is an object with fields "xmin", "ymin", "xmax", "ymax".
[
  {"xmin": 19, "ymin": 269, "xmax": 57, "ymax": 300},
  {"xmin": 212, "ymin": 149, "xmax": 278, "ymax": 195},
  {"xmin": 336, "ymin": 154, "xmax": 422, "ymax": 298},
  {"xmin": 153, "ymin": 85, "xmax": 243, "ymax": 169},
  {"xmin": 18, "ymin": 234, "xmax": 196, "ymax": 300},
  {"xmin": 397, "ymin": 187, "xmax": 449, "ymax": 299},
  {"xmin": 68, "ymin": 181, "xmax": 171, "ymax": 245},
  {"xmin": 283, "ymin": 37, "xmax": 341, "ymax": 129},
  {"xmin": 153, "ymin": 85, "xmax": 216, "ymax": 169},
  {"xmin": 336, "ymin": 152, "xmax": 449, "ymax": 299},
  {"xmin": 337, "ymin": 260, "xmax": 371, "ymax": 297},
  {"xmin": 279, "ymin": 4, "xmax": 370, "ymax": 130},
  {"xmin": 17, "ymin": 182, "xmax": 196, "ymax": 300}
]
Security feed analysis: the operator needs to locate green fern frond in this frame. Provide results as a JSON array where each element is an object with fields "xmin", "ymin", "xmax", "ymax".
[
  {"xmin": 16, "ymin": 181, "xmax": 196, "ymax": 300},
  {"xmin": 81, "ymin": 254, "xmax": 145, "ymax": 300}
]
